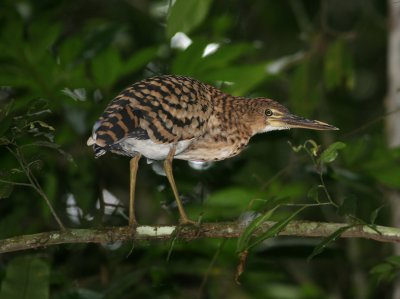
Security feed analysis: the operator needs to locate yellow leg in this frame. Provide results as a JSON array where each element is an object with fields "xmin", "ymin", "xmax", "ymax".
[
  {"xmin": 164, "ymin": 146, "xmax": 195, "ymax": 224},
  {"xmin": 129, "ymin": 154, "xmax": 141, "ymax": 226}
]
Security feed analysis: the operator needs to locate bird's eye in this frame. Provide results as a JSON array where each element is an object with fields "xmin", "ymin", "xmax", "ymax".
[{"xmin": 265, "ymin": 109, "xmax": 273, "ymax": 117}]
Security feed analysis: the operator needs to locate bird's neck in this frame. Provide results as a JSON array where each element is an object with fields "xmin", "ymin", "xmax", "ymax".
[{"xmin": 210, "ymin": 93, "xmax": 254, "ymax": 140}]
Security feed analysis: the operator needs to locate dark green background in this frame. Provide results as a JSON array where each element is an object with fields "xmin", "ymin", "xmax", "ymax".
[{"xmin": 0, "ymin": 0, "xmax": 398, "ymax": 298}]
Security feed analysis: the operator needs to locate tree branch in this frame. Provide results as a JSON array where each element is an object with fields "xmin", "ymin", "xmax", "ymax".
[{"xmin": 1, "ymin": 221, "xmax": 399, "ymax": 254}]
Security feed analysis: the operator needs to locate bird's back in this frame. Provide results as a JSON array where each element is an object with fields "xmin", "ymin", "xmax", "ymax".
[{"xmin": 87, "ymin": 75, "xmax": 216, "ymax": 157}]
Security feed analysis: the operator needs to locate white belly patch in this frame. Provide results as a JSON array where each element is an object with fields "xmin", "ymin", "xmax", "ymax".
[{"xmin": 119, "ymin": 138, "xmax": 193, "ymax": 160}]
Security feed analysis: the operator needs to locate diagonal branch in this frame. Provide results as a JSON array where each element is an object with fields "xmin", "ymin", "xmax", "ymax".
[{"xmin": 1, "ymin": 221, "xmax": 400, "ymax": 254}]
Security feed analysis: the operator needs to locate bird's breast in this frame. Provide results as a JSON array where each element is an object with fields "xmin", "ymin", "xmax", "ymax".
[
  {"xmin": 119, "ymin": 138, "xmax": 193, "ymax": 160},
  {"xmin": 174, "ymin": 138, "xmax": 249, "ymax": 162}
]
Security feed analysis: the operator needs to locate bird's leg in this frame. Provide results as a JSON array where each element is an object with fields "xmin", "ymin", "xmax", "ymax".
[
  {"xmin": 164, "ymin": 145, "xmax": 196, "ymax": 225},
  {"xmin": 129, "ymin": 154, "xmax": 141, "ymax": 226}
]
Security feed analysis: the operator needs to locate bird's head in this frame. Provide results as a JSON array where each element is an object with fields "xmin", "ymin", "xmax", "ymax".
[{"xmin": 247, "ymin": 98, "xmax": 338, "ymax": 134}]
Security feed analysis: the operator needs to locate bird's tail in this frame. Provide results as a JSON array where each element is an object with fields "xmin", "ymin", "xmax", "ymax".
[
  {"xmin": 87, "ymin": 121, "xmax": 108, "ymax": 158},
  {"xmin": 87, "ymin": 102, "xmax": 142, "ymax": 157}
]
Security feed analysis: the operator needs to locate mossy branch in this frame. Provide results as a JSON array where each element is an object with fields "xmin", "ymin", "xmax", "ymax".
[{"xmin": 0, "ymin": 221, "xmax": 399, "ymax": 254}]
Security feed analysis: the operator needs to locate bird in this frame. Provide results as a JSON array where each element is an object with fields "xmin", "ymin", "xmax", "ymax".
[{"xmin": 87, "ymin": 75, "xmax": 337, "ymax": 225}]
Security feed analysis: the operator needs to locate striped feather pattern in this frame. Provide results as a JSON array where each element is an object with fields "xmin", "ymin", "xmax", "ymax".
[
  {"xmin": 89, "ymin": 75, "xmax": 218, "ymax": 157},
  {"xmin": 88, "ymin": 75, "xmax": 336, "ymax": 161}
]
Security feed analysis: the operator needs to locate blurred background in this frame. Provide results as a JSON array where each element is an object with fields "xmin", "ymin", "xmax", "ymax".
[{"xmin": 0, "ymin": 0, "xmax": 399, "ymax": 298}]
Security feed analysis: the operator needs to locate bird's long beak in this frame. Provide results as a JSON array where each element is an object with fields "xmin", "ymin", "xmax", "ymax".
[{"xmin": 271, "ymin": 113, "xmax": 338, "ymax": 130}]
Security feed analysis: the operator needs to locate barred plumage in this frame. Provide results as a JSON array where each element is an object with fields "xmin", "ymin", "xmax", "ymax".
[
  {"xmin": 87, "ymin": 75, "xmax": 337, "ymax": 224},
  {"xmin": 88, "ymin": 75, "xmax": 216, "ymax": 158}
]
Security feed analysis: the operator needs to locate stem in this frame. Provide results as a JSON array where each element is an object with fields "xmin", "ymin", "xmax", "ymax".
[
  {"xmin": 302, "ymin": 141, "xmax": 338, "ymax": 207},
  {"xmin": 0, "ymin": 178, "xmax": 33, "ymax": 188},
  {"xmin": 319, "ymin": 172, "xmax": 338, "ymax": 208},
  {"xmin": 199, "ymin": 239, "xmax": 225, "ymax": 292},
  {"xmin": 7, "ymin": 146, "xmax": 65, "ymax": 230},
  {"xmin": 35, "ymin": 187, "xmax": 66, "ymax": 231}
]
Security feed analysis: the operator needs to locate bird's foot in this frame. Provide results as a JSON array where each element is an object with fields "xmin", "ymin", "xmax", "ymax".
[
  {"xmin": 176, "ymin": 217, "xmax": 203, "ymax": 238},
  {"xmin": 128, "ymin": 219, "xmax": 139, "ymax": 231},
  {"xmin": 179, "ymin": 217, "xmax": 199, "ymax": 226}
]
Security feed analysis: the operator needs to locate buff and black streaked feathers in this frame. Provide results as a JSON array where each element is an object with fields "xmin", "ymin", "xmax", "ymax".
[
  {"xmin": 88, "ymin": 75, "xmax": 219, "ymax": 158},
  {"xmin": 88, "ymin": 75, "xmax": 337, "ymax": 161}
]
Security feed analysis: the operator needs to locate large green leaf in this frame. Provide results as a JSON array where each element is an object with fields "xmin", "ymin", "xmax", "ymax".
[
  {"xmin": 171, "ymin": 38, "xmax": 209, "ymax": 75},
  {"xmin": 121, "ymin": 47, "xmax": 158, "ymax": 76},
  {"xmin": 202, "ymin": 64, "xmax": 269, "ymax": 95},
  {"xmin": 195, "ymin": 43, "xmax": 255, "ymax": 75},
  {"xmin": 0, "ymin": 256, "xmax": 50, "ymax": 299},
  {"xmin": 91, "ymin": 49, "xmax": 122, "ymax": 89},
  {"xmin": 166, "ymin": 0, "xmax": 213, "ymax": 38}
]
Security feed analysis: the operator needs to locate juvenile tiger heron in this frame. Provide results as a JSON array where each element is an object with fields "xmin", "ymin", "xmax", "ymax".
[{"xmin": 87, "ymin": 75, "xmax": 337, "ymax": 225}]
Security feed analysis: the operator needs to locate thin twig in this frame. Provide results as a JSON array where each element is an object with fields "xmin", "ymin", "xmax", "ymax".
[
  {"xmin": 199, "ymin": 239, "xmax": 226, "ymax": 294},
  {"xmin": 6, "ymin": 146, "xmax": 65, "ymax": 230},
  {"xmin": 0, "ymin": 178, "xmax": 33, "ymax": 188}
]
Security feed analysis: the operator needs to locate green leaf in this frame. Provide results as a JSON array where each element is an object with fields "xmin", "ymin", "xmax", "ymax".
[
  {"xmin": 196, "ymin": 43, "xmax": 254, "ymax": 75},
  {"xmin": 91, "ymin": 49, "xmax": 122, "ymax": 89},
  {"xmin": 248, "ymin": 206, "xmax": 307, "ymax": 250},
  {"xmin": 237, "ymin": 206, "xmax": 280, "ymax": 253},
  {"xmin": 172, "ymin": 38, "xmax": 209, "ymax": 75},
  {"xmin": 386, "ymin": 256, "xmax": 400, "ymax": 267},
  {"xmin": 307, "ymin": 226, "xmax": 352, "ymax": 262},
  {"xmin": 319, "ymin": 142, "xmax": 346, "ymax": 164},
  {"xmin": 166, "ymin": 0, "xmax": 213, "ymax": 38},
  {"xmin": 121, "ymin": 47, "xmax": 158, "ymax": 76},
  {"xmin": 370, "ymin": 259, "xmax": 398, "ymax": 282},
  {"xmin": 370, "ymin": 263, "xmax": 393, "ymax": 281},
  {"xmin": 30, "ymin": 21, "xmax": 61, "ymax": 58},
  {"xmin": 58, "ymin": 36, "xmax": 84, "ymax": 67},
  {"xmin": 0, "ymin": 256, "xmax": 50, "ymax": 299},
  {"xmin": 307, "ymin": 185, "xmax": 324, "ymax": 203},
  {"xmin": 370, "ymin": 205, "xmax": 386, "ymax": 224},
  {"xmin": 202, "ymin": 64, "xmax": 269, "ymax": 95}
]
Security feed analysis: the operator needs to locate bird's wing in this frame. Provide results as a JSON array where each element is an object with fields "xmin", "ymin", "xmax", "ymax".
[
  {"xmin": 126, "ymin": 76, "xmax": 213, "ymax": 144},
  {"xmin": 88, "ymin": 75, "xmax": 213, "ymax": 151}
]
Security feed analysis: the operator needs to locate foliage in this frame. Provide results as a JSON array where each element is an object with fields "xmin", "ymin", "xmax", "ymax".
[
  {"xmin": 0, "ymin": 0, "xmax": 396, "ymax": 298},
  {"xmin": 371, "ymin": 256, "xmax": 400, "ymax": 282},
  {"xmin": 0, "ymin": 256, "xmax": 50, "ymax": 299}
]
